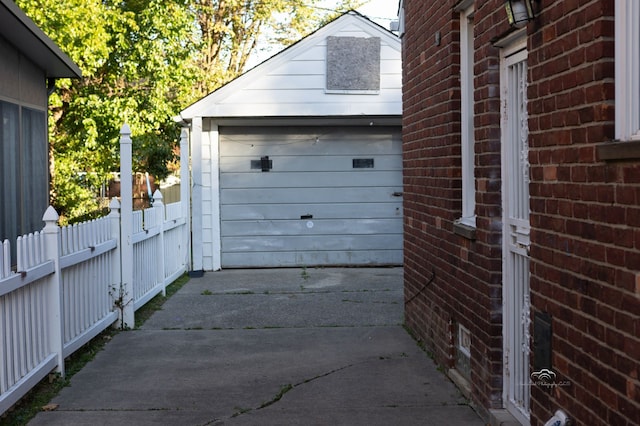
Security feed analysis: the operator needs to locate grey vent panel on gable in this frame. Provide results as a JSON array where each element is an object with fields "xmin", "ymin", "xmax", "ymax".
[{"xmin": 326, "ymin": 36, "xmax": 380, "ymax": 91}]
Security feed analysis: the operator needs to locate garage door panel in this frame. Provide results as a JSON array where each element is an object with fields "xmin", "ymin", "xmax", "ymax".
[
  {"xmin": 221, "ymin": 187, "xmax": 402, "ymax": 204},
  {"xmin": 221, "ymin": 140, "xmax": 400, "ymax": 157},
  {"xmin": 222, "ymin": 234, "xmax": 403, "ymax": 252},
  {"xmin": 219, "ymin": 126, "xmax": 402, "ymax": 267},
  {"xmin": 222, "ymin": 250, "xmax": 403, "ymax": 268},
  {"xmin": 220, "ymin": 133, "xmax": 400, "ymax": 157},
  {"xmin": 221, "ymin": 203, "xmax": 402, "ymax": 220},
  {"xmin": 220, "ymin": 155, "xmax": 402, "ymax": 172},
  {"xmin": 221, "ymin": 218, "xmax": 402, "ymax": 237},
  {"xmin": 220, "ymin": 171, "xmax": 401, "ymax": 189}
]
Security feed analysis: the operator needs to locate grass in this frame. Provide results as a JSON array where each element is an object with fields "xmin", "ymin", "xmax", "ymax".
[
  {"xmin": 0, "ymin": 274, "xmax": 190, "ymax": 426},
  {"xmin": 134, "ymin": 274, "xmax": 190, "ymax": 328},
  {"xmin": 259, "ymin": 384, "xmax": 293, "ymax": 409}
]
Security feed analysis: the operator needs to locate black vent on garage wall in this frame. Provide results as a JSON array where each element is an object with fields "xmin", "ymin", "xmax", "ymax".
[
  {"xmin": 251, "ymin": 156, "xmax": 273, "ymax": 172},
  {"xmin": 353, "ymin": 158, "xmax": 374, "ymax": 168}
]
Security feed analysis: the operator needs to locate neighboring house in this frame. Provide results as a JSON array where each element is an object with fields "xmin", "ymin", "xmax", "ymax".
[
  {"xmin": 401, "ymin": 1, "xmax": 639, "ymax": 426},
  {"xmin": 180, "ymin": 11, "xmax": 403, "ymax": 271},
  {"xmin": 0, "ymin": 0, "xmax": 81, "ymax": 246}
]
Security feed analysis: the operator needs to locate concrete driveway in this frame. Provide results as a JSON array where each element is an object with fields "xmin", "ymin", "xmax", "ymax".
[{"xmin": 29, "ymin": 267, "xmax": 485, "ymax": 425}]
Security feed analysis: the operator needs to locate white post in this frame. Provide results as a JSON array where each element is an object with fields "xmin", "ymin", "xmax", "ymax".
[
  {"xmin": 119, "ymin": 124, "xmax": 135, "ymax": 329},
  {"xmin": 42, "ymin": 206, "xmax": 64, "ymax": 375},
  {"xmin": 180, "ymin": 128, "xmax": 191, "ymax": 273},
  {"xmin": 210, "ymin": 123, "xmax": 222, "ymax": 271},
  {"xmin": 191, "ymin": 117, "xmax": 204, "ymax": 275},
  {"xmin": 153, "ymin": 189, "xmax": 166, "ymax": 296},
  {"xmin": 108, "ymin": 198, "xmax": 122, "ymax": 321}
]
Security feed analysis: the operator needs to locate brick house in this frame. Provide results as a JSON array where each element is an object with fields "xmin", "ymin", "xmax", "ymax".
[{"xmin": 401, "ymin": 0, "xmax": 639, "ymax": 425}]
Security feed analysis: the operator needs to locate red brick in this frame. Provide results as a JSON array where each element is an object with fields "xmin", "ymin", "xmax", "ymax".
[{"xmin": 403, "ymin": 0, "xmax": 634, "ymax": 423}]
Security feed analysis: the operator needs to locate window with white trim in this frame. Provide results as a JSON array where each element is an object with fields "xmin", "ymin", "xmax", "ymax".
[
  {"xmin": 615, "ymin": 0, "xmax": 640, "ymax": 141},
  {"xmin": 457, "ymin": 4, "xmax": 476, "ymax": 228}
]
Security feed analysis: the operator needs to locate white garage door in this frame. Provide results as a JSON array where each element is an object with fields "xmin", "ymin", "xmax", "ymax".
[{"xmin": 219, "ymin": 126, "xmax": 403, "ymax": 267}]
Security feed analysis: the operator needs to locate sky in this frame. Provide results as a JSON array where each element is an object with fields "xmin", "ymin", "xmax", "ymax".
[
  {"xmin": 248, "ymin": 1, "xmax": 400, "ymax": 67},
  {"xmin": 354, "ymin": 0, "xmax": 400, "ymax": 29}
]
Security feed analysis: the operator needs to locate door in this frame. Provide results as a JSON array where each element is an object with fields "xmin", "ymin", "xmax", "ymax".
[
  {"xmin": 218, "ymin": 126, "xmax": 403, "ymax": 268},
  {"xmin": 501, "ymin": 39, "xmax": 531, "ymax": 424}
]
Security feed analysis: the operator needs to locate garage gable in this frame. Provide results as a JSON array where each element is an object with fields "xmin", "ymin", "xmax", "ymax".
[{"xmin": 180, "ymin": 11, "xmax": 401, "ymax": 119}]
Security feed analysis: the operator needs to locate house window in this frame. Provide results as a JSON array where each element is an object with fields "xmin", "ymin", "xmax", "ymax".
[
  {"xmin": 21, "ymin": 107, "xmax": 48, "ymax": 233},
  {"xmin": 0, "ymin": 100, "xmax": 48, "ymax": 246},
  {"xmin": 615, "ymin": 0, "xmax": 640, "ymax": 141},
  {"xmin": 457, "ymin": 4, "xmax": 476, "ymax": 229},
  {"xmin": 1, "ymin": 101, "xmax": 19, "ymax": 243}
]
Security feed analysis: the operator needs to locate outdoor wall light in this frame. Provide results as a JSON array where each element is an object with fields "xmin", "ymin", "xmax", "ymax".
[{"xmin": 505, "ymin": 0, "xmax": 535, "ymax": 28}]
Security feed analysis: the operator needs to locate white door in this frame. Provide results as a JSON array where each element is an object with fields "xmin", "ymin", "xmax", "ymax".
[
  {"xmin": 501, "ymin": 40, "xmax": 531, "ymax": 425},
  {"xmin": 219, "ymin": 126, "xmax": 403, "ymax": 268}
]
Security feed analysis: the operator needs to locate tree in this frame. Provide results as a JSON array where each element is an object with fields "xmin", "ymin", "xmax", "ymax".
[
  {"xmin": 193, "ymin": 0, "xmax": 365, "ymax": 94},
  {"xmin": 17, "ymin": 0, "xmax": 364, "ymax": 222}
]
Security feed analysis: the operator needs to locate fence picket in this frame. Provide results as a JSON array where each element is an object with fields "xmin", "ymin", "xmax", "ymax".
[{"xmin": 1, "ymin": 240, "xmax": 9, "ymax": 278}]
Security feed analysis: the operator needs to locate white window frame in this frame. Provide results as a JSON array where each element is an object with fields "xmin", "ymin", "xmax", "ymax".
[
  {"xmin": 615, "ymin": 0, "xmax": 640, "ymax": 141},
  {"xmin": 457, "ymin": 3, "xmax": 476, "ymax": 228}
]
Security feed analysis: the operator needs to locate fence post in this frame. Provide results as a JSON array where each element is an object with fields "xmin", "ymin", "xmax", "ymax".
[
  {"xmin": 42, "ymin": 206, "xmax": 64, "ymax": 376},
  {"xmin": 119, "ymin": 124, "xmax": 135, "ymax": 329},
  {"xmin": 180, "ymin": 128, "xmax": 191, "ymax": 273},
  {"xmin": 108, "ymin": 198, "xmax": 122, "ymax": 320},
  {"xmin": 153, "ymin": 189, "xmax": 166, "ymax": 296}
]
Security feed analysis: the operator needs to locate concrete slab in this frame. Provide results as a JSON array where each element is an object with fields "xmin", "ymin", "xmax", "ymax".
[
  {"xmin": 29, "ymin": 268, "xmax": 485, "ymax": 426},
  {"xmin": 141, "ymin": 267, "xmax": 404, "ymax": 330}
]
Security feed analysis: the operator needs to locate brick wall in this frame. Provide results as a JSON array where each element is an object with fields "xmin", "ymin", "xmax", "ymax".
[
  {"xmin": 528, "ymin": 1, "xmax": 639, "ymax": 425},
  {"xmin": 403, "ymin": 0, "xmax": 639, "ymax": 424},
  {"xmin": 402, "ymin": 0, "xmax": 508, "ymax": 415}
]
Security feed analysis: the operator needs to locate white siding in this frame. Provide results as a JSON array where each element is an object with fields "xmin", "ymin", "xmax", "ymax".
[{"xmin": 181, "ymin": 14, "xmax": 402, "ymax": 119}]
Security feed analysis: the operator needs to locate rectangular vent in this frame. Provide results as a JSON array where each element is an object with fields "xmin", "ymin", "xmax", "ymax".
[
  {"xmin": 458, "ymin": 324, "xmax": 471, "ymax": 357},
  {"xmin": 353, "ymin": 158, "xmax": 374, "ymax": 168},
  {"xmin": 250, "ymin": 156, "xmax": 273, "ymax": 171}
]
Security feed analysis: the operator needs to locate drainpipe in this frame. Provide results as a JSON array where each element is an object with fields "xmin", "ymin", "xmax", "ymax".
[{"xmin": 47, "ymin": 77, "xmax": 56, "ymax": 97}]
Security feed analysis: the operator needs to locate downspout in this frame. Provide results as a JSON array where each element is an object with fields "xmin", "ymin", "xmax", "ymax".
[{"xmin": 47, "ymin": 77, "xmax": 56, "ymax": 97}]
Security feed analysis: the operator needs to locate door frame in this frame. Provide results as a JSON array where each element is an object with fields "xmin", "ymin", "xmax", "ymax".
[{"xmin": 499, "ymin": 34, "xmax": 531, "ymax": 425}]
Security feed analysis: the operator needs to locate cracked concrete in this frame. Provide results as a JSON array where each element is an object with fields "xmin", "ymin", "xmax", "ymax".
[{"xmin": 29, "ymin": 267, "xmax": 485, "ymax": 425}]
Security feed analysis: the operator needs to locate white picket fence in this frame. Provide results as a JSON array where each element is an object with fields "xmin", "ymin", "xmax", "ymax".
[{"xmin": 0, "ymin": 124, "xmax": 191, "ymax": 415}]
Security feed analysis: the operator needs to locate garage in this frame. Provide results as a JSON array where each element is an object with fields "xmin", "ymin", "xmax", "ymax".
[
  {"xmin": 219, "ymin": 126, "xmax": 403, "ymax": 267},
  {"xmin": 179, "ymin": 11, "xmax": 402, "ymax": 271}
]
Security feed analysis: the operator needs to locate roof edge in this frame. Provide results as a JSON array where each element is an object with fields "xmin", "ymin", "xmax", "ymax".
[{"xmin": 0, "ymin": 0, "xmax": 82, "ymax": 78}]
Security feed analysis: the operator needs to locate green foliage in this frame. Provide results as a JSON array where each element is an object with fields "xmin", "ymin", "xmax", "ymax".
[{"xmin": 16, "ymin": 0, "xmax": 361, "ymax": 222}]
